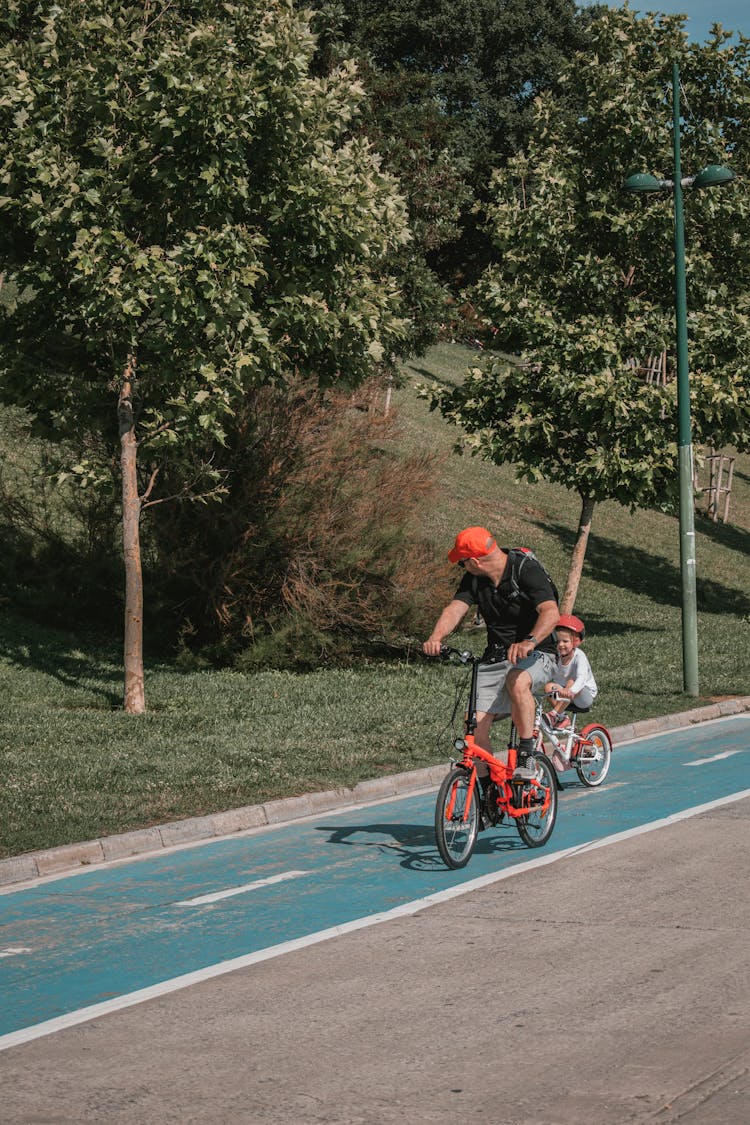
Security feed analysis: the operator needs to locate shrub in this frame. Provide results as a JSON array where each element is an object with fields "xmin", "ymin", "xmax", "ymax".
[{"xmin": 150, "ymin": 378, "xmax": 447, "ymax": 667}]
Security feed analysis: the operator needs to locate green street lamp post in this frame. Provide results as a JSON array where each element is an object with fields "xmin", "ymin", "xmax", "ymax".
[{"xmin": 624, "ymin": 61, "xmax": 734, "ymax": 697}]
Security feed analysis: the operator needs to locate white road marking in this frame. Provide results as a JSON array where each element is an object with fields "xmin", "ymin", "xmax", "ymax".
[
  {"xmin": 2, "ymin": 786, "xmax": 749, "ymax": 1054},
  {"xmin": 175, "ymin": 869, "xmax": 308, "ymax": 906},
  {"xmin": 685, "ymin": 751, "xmax": 741, "ymax": 767},
  {"xmin": 561, "ymin": 781, "xmax": 627, "ymax": 801},
  {"xmin": 0, "ymin": 947, "xmax": 32, "ymax": 958}
]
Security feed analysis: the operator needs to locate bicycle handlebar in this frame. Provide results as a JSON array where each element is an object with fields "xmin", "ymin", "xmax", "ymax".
[{"xmin": 437, "ymin": 644, "xmax": 477, "ymax": 664}]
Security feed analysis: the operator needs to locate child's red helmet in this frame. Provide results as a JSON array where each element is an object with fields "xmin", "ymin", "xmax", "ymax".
[{"xmin": 557, "ymin": 613, "xmax": 586, "ymax": 640}]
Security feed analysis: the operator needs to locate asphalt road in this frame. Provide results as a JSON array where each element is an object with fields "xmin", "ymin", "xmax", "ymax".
[{"xmin": 1, "ymin": 716, "xmax": 749, "ymax": 1123}]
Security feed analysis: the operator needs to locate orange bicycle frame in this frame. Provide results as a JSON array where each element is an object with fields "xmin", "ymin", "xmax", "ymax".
[{"xmin": 450, "ymin": 734, "xmax": 551, "ymax": 821}]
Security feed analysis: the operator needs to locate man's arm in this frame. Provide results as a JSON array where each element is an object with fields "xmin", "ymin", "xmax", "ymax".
[
  {"xmin": 507, "ymin": 598, "xmax": 559, "ymax": 665},
  {"xmin": 423, "ymin": 599, "xmax": 472, "ymax": 656}
]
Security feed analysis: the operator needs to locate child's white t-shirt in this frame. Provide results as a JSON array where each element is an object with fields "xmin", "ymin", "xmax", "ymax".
[{"xmin": 551, "ymin": 648, "xmax": 598, "ymax": 698}]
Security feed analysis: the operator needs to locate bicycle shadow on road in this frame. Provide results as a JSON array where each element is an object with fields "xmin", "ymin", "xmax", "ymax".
[{"xmin": 316, "ymin": 822, "xmax": 528, "ymax": 871}]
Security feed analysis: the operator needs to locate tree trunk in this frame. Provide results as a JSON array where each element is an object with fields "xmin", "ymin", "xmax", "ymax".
[
  {"xmin": 118, "ymin": 356, "xmax": 146, "ymax": 714},
  {"xmin": 560, "ymin": 494, "xmax": 595, "ymax": 614}
]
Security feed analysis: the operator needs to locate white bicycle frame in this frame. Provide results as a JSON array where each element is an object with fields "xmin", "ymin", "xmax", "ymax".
[{"xmin": 535, "ymin": 702, "xmax": 579, "ymax": 761}]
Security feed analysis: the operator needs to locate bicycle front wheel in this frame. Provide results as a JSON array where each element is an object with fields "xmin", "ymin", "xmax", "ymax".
[
  {"xmin": 516, "ymin": 753, "xmax": 558, "ymax": 848},
  {"xmin": 576, "ymin": 725, "xmax": 612, "ymax": 787},
  {"xmin": 434, "ymin": 768, "xmax": 479, "ymax": 869}
]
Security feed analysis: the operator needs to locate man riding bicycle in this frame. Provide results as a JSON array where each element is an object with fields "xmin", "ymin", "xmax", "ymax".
[{"xmin": 423, "ymin": 527, "xmax": 560, "ymax": 771}]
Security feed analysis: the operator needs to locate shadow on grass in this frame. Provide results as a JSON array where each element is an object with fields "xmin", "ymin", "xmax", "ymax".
[
  {"xmin": 534, "ymin": 520, "xmax": 750, "ymax": 618},
  {"xmin": 403, "ymin": 365, "xmax": 460, "ymax": 391},
  {"xmin": 694, "ymin": 514, "xmax": 750, "ymax": 556},
  {"xmin": 317, "ymin": 821, "xmax": 527, "ymax": 871},
  {"xmin": 575, "ymin": 619, "xmax": 657, "ymax": 637},
  {"xmin": 0, "ymin": 612, "xmax": 122, "ymax": 707}
]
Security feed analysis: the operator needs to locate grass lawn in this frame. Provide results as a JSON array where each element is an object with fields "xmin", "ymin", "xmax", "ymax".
[{"xmin": 1, "ymin": 341, "xmax": 748, "ymax": 857}]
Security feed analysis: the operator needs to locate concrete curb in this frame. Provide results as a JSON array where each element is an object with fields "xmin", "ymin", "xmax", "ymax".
[{"xmin": 2, "ymin": 696, "xmax": 749, "ymax": 888}]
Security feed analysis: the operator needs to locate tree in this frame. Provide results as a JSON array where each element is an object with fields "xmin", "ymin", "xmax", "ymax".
[
  {"xmin": 0, "ymin": 0, "xmax": 410, "ymax": 710},
  {"xmin": 424, "ymin": 7, "xmax": 750, "ymax": 610},
  {"xmin": 304, "ymin": 0, "xmax": 584, "ymax": 297}
]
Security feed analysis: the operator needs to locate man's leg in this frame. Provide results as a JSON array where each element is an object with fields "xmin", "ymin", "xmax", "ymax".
[
  {"xmin": 473, "ymin": 662, "xmax": 511, "ymax": 772},
  {"xmin": 473, "ymin": 711, "xmax": 497, "ymax": 777},
  {"xmin": 505, "ymin": 668, "xmax": 535, "ymax": 738}
]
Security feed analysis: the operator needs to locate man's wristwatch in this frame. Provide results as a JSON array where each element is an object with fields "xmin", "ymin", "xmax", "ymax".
[{"xmin": 523, "ymin": 633, "xmax": 538, "ymax": 646}]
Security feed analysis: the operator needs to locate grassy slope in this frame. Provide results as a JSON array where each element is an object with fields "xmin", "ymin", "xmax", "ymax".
[
  {"xmin": 399, "ymin": 343, "xmax": 750, "ymax": 705},
  {"xmin": 1, "ymin": 342, "xmax": 748, "ymax": 856}
]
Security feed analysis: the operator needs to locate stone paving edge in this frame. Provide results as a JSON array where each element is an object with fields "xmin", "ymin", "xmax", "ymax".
[{"xmin": 2, "ymin": 696, "xmax": 749, "ymax": 888}]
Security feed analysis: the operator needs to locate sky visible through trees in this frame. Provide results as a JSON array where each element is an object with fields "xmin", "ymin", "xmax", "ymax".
[{"xmin": 582, "ymin": 1, "xmax": 747, "ymax": 42}]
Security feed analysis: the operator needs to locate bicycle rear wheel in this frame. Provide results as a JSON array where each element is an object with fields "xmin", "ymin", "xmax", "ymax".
[
  {"xmin": 434, "ymin": 768, "xmax": 479, "ymax": 869},
  {"xmin": 515, "ymin": 753, "xmax": 557, "ymax": 848},
  {"xmin": 576, "ymin": 725, "xmax": 612, "ymax": 787}
]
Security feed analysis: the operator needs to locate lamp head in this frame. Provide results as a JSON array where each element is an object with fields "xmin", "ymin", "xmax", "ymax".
[
  {"xmin": 692, "ymin": 164, "xmax": 735, "ymax": 189},
  {"xmin": 623, "ymin": 172, "xmax": 668, "ymax": 193}
]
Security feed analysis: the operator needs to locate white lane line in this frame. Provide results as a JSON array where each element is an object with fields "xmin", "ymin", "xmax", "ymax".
[
  {"xmin": 2, "ymin": 786, "xmax": 749, "ymax": 1054},
  {"xmin": 562, "ymin": 781, "xmax": 628, "ymax": 802},
  {"xmin": 0, "ymin": 947, "xmax": 32, "ymax": 958},
  {"xmin": 685, "ymin": 751, "xmax": 741, "ymax": 767},
  {"xmin": 175, "ymin": 869, "xmax": 308, "ymax": 906}
]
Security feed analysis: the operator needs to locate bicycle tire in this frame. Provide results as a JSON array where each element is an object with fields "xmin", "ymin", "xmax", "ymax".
[
  {"xmin": 575, "ymin": 725, "xmax": 612, "ymax": 787},
  {"xmin": 434, "ymin": 768, "xmax": 479, "ymax": 869},
  {"xmin": 515, "ymin": 753, "xmax": 558, "ymax": 848}
]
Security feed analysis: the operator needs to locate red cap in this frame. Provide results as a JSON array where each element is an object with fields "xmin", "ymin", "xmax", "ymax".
[{"xmin": 447, "ymin": 526, "xmax": 497, "ymax": 565}]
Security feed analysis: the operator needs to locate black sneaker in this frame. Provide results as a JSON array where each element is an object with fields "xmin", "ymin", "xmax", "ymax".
[{"xmin": 482, "ymin": 781, "xmax": 500, "ymax": 826}]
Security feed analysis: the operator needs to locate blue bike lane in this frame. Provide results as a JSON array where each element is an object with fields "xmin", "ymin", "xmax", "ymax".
[{"xmin": 1, "ymin": 715, "xmax": 749, "ymax": 1049}]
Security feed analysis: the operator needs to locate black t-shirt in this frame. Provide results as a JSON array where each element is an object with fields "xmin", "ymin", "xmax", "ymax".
[{"xmin": 453, "ymin": 551, "xmax": 558, "ymax": 657}]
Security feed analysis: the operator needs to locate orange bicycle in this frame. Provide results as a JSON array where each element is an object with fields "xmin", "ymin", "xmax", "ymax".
[{"xmin": 432, "ymin": 646, "xmax": 558, "ymax": 869}]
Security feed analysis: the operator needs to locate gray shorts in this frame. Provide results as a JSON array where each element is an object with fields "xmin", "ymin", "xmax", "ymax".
[
  {"xmin": 571, "ymin": 686, "xmax": 597, "ymax": 710},
  {"xmin": 475, "ymin": 651, "xmax": 556, "ymax": 716}
]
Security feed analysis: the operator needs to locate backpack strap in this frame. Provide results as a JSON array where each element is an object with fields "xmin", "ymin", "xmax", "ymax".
[
  {"xmin": 490, "ymin": 547, "xmax": 524, "ymax": 605},
  {"xmin": 470, "ymin": 550, "xmax": 524, "ymax": 610},
  {"xmin": 471, "ymin": 548, "xmax": 558, "ymax": 607},
  {"xmin": 508, "ymin": 547, "xmax": 559, "ymax": 605}
]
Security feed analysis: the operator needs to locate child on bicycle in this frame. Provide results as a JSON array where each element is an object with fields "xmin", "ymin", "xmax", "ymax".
[{"xmin": 544, "ymin": 614, "xmax": 598, "ymax": 729}]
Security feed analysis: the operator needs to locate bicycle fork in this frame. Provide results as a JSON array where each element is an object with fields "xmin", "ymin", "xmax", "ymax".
[{"xmin": 445, "ymin": 764, "xmax": 478, "ymax": 822}]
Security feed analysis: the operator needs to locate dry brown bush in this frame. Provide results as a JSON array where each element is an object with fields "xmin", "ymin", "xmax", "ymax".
[{"xmin": 149, "ymin": 378, "xmax": 447, "ymax": 667}]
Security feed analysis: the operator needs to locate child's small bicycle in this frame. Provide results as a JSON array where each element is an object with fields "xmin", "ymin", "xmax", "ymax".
[
  {"xmin": 432, "ymin": 646, "xmax": 558, "ymax": 869},
  {"xmin": 534, "ymin": 693, "xmax": 612, "ymax": 787}
]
